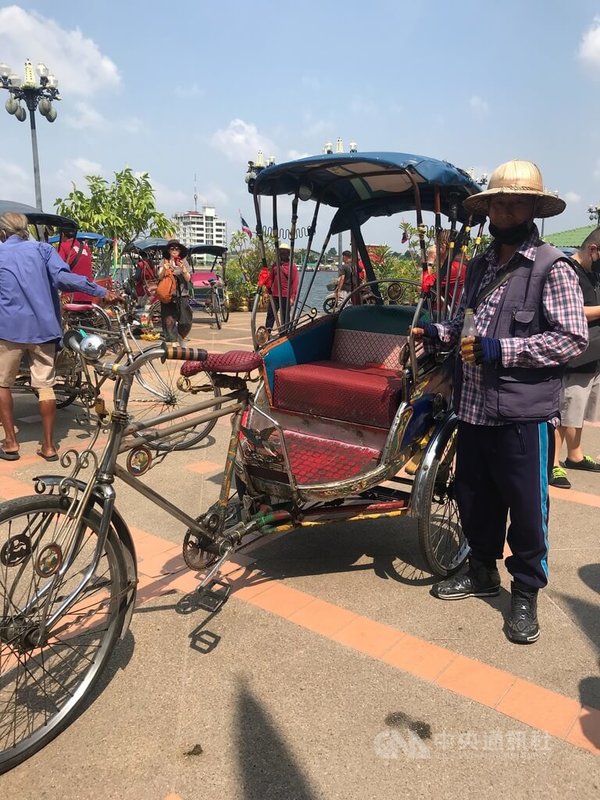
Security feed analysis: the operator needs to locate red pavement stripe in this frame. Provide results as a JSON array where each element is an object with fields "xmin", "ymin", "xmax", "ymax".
[
  {"xmin": 128, "ymin": 525, "xmax": 600, "ymax": 757},
  {"xmin": 550, "ymin": 486, "xmax": 600, "ymax": 508},
  {"xmin": 2, "ymin": 467, "xmax": 600, "ymax": 755}
]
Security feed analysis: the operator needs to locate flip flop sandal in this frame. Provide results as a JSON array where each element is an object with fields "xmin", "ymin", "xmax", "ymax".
[
  {"xmin": 0, "ymin": 447, "xmax": 20, "ymax": 461},
  {"xmin": 36, "ymin": 450, "xmax": 59, "ymax": 462}
]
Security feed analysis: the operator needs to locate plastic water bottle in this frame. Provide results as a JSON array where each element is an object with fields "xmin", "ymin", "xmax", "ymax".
[{"xmin": 461, "ymin": 308, "xmax": 477, "ymax": 339}]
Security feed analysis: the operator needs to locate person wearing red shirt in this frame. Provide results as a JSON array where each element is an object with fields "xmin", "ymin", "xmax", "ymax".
[
  {"xmin": 58, "ymin": 237, "xmax": 95, "ymax": 302},
  {"xmin": 268, "ymin": 242, "xmax": 299, "ymax": 329}
]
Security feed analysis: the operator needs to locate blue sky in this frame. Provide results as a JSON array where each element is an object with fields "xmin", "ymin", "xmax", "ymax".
[{"xmin": 1, "ymin": 1, "xmax": 600, "ymax": 248}]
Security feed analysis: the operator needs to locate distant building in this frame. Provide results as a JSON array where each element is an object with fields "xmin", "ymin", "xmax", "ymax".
[{"xmin": 173, "ymin": 206, "xmax": 227, "ymax": 263}]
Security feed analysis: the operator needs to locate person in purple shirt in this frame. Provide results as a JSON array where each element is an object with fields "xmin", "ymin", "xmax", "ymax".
[{"xmin": 0, "ymin": 212, "xmax": 119, "ymax": 461}]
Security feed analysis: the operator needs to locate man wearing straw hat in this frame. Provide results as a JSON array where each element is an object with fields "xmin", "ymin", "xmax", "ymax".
[{"xmin": 414, "ymin": 160, "xmax": 588, "ymax": 644}]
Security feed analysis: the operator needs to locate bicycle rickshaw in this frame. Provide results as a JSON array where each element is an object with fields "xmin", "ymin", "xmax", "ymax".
[
  {"xmin": 0, "ymin": 152, "xmax": 485, "ymax": 772},
  {"xmin": 187, "ymin": 244, "xmax": 229, "ymax": 328}
]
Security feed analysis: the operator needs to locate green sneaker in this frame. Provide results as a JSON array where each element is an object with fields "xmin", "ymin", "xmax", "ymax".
[{"xmin": 550, "ymin": 466, "xmax": 571, "ymax": 489}]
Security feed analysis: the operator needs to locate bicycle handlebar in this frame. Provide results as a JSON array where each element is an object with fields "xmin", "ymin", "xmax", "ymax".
[{"xmin": 161, "ymin": 344, "xmax": 208, "ymax": 361}]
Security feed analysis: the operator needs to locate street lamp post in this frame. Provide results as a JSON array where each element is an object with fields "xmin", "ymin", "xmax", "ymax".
[
  {"xmin": 244, "ymin": 151, "xmax": 275, "ymax": 220},
  {"xmin": 588, "ymin": 203, "xmax": 600, "ymax": 227},
  {"xmin": 0, "ymin": 59, "xmax": 60, "ymax": 210},
  {"xmin": 324, "ymin": 138, "xmax": 357, "ymax": 267}
]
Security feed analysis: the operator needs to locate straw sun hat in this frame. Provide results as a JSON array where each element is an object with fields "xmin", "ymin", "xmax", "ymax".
[
  {"xmin": 162, "ymin": 239, "xmax": 189, "ymax": 258},
  {"xmin": 463, "ymin": 160, "xmax": 566, "ymax": 219}
]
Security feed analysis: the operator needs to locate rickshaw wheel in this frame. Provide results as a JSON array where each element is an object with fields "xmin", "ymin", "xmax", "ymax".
[
  {"xmin": 221, "ymin": 293, "xmax": 230, "ymax": 322},
  {"xmin": 54, "ymin": 372, "xmax": 82, "ymax": 409},
  {"xmin": 417, "ymin": 423, "xmax": 468, "ymax": 577},
  {"xmin": 211, "ymin": 294, "xmax": 223, "ymax": 329},
  {"xmin": 149, "ymin": 300, "xmax": 161, "ymax": 330},
  {"xmin": 323, "ymin": 296, "xmax": 337, "ymax": 314}
]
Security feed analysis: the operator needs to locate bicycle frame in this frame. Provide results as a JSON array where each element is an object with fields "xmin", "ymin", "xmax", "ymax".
[{"xmin": 32, "ymin": 346, "xmax": 246, "ymax": 639}]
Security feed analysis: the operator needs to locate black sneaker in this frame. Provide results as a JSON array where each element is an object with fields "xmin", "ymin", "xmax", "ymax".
[
  {"xmin": 549, "ymin": 466, "xmax": 571, "ymax": 489},
  {"xmin": 432, "ymin": 559, "xmax": 501, "ymax": 600},
  {"xmin": 506, "ymin": 582, "xmax": 539, "ymax": 644},
  {"xmin": 564, "ymin": 455, "xmax": 600, "ymax": 472}
]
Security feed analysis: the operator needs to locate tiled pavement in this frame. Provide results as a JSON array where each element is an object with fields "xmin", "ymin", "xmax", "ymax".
[{"xmin": 2, "ymin": 312, "xmax": 600, "ymax": 799}]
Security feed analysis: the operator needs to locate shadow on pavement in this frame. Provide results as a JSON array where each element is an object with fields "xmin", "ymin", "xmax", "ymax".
[
  {"xmin": 235, "ymin": 680, "xmax": 318, "ymax": 800},
  {"xmin": 569, "ymin": 563, "xmax": 600, "ymax": 715},
  {"xmin": 239, "ymin": 517, "xmax": 449, "ymax": 587}
]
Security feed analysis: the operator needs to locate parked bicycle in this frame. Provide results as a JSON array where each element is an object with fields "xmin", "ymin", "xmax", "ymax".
[{"xmin": 0, "ymin": 336, "xmax": 254, "ymax": 773}]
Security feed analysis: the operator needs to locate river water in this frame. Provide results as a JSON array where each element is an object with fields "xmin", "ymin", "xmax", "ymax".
[{"xmin": 296, "ymin": 269, "xmax": 338, "ymax": 312}]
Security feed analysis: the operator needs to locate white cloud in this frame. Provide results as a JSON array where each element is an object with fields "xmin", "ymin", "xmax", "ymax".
[
  {"xmin": 174, "ymin": 83, "xmax": 204, "ymax": 99},
  {"xmin": 211, "ymin": 119, "xmax": 275, "ymax": 163},
  {"xmin": 0, "ymin": 159, "xmax": 30, "ymax": 202},
  {"xmin": 578, "ymin": 17, "xmax": 600, "ymax": 73},
  {"xmin": 122, "ymin": 116, "xmax": 143, "ymax": 135},
  {"xmin": 53, "ymin": 157, "xmax": 104, "ymax": 197},
  {"xmin": 564, "ymin": 191, "xmax": 581, "ymax": 205},
  {"xmin": 287, "ymin": 149, "xmax": 310, "ymax": 160},
  {"xmin": 469, "ymin": 95, "xmax": 490, "ymax": 120},
  {"xmin": 301, "ymin": 115, "xmax": 332, "ymax": 139},
  {"xmin": 300, "ymin": 75, "xmax": 321, "ymax": 91},
  {"xmin": 151, "ymin": 180, "xmax": 191, "ymax": 214},
  {"xmin": 0, "ymin": 5, "xmax": 120, "ymax": 96},
  {"xmin": 64, "ymin": 100, "xmax": 106, "ymax": 130},
  {"xmin": 350, "ymin": 95, "xmax": 377, "ymax": 115}
]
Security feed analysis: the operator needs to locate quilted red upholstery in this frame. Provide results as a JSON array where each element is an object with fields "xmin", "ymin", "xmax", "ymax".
[
  {"xmin": 284, "ymin": 430, "xmax": 380, "ymax": 484},
  {"xmin": 180, "ymin": 351, "xmax": 263, "ymax": 376},
  {"xmin": 273, "ymin": 361, "xmax": 403, "ymax": 428}
]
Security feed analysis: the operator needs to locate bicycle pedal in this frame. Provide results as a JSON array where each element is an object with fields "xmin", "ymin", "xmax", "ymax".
[{"xmin": 193, "ymin": 578, "xmax": 231, "ymax": 613}]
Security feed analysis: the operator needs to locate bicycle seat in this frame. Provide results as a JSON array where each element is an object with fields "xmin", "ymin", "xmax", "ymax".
[
  {"xmin": 63, "ymin": 302, "xmax": 96, "ymax": 312},
  {"xmin": 180, "ymin": 351, "xmax": 263, "ymax": 376}
]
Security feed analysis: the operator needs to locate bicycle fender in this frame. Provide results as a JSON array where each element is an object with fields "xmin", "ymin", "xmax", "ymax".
[
  {"xmin": 409, "ymin": 412, "xmax": 458, "ymax": 518},
  {"xmin": 34, "ymin": 474, "xmax": 138, "ymax": 639}
]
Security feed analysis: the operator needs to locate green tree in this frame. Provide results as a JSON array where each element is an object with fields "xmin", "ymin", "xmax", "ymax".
[
  {"xmin": 227, "ymin": 230, "xmax": 276, "ymax": 302},
  {"xmin": 54, "ymin": 167, "xmax": 172, "ymax": 250}
]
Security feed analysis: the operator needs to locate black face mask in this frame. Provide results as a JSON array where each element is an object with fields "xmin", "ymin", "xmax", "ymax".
[
  {"xmin": 592, "ymin": 257, "xmax": 600, "ymax": 275},
  {"xmin": 489, "ymin": 220, "xmax": 533, "ymax": 245}
]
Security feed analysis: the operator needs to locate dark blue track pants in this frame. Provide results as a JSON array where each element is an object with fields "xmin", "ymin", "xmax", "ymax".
[{"xmin": 454, "ymin": 420, "xmax": 554, "ymax": 590}]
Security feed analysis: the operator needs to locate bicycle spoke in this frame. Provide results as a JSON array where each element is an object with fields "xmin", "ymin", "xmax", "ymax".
[{"xmin": 0, "ymin": 496, "xmax": 126, "ymax": 772}]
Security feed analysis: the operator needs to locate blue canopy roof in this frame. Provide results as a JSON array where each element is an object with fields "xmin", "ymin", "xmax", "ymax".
[
  {"xmin": 0, "ymin": 199, "xmax": 77, "ymax": 233},
  {"xmin": 129, "ymin": 237, "xmax": 169, "ymax": 252},
  {"xmin": 47, "ymin": 231, "xmax": 111, "ymax": 247},
  {"xmin": 187, "ymin": 244, "xmax": 227, "ymax": 257},
  {"xmin": 251, "ymin": 152, "xmax": 485, "ymax": 231}
]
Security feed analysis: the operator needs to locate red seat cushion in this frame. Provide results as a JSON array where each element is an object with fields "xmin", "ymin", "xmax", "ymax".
[{"xmin": 273, "ymin": 361, "xmax": 403, "ymax": 428}]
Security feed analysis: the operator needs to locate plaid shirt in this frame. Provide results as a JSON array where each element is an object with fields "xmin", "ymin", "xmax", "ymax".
[{"xmin": 434, "ymin": 226, "xmax": 588, "ymax": 426}]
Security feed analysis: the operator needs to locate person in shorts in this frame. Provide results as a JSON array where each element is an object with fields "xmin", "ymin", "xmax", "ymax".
[
  {"xmin": 335, "ymin": 250, "xmax": 353, "ymax": 307},
  {"xmin": 551, "ymin": 228, "xmax": 600, "ymax": 488},
  {"xmin": 0, "ymin": 212, "xmax": 119, "ymax": 461}
]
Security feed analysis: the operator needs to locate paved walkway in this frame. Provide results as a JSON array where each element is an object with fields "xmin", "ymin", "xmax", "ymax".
[{"xmin": 2, "ymin": 312, "xmax": 600, "ymax": 799}]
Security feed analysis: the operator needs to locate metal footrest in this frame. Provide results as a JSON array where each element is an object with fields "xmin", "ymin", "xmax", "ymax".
[{"xmin": 193, "ymin": 578, "xmax": 231, "ymax": 613}]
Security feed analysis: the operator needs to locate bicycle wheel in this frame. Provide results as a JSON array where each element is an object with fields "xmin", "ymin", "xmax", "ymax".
[
  {"xmin": 212, "ymin": 293, "xmax": 222, "ymax": 330},
  {"xmin": 416, "ymin": 421, "xmax": 468, "ymax": 577},
  {"xmin": 149, "ymin": 300, "xmax": 162, "ymax": 331},
  {"xmin": 123, "ymin": 350, "xmax": 221, "ymax": 450},
  {"xmin": 323, "ymin": 296, "xmax": 337, "ymax": 314},
  {"xmin": 221, "ymin": 291, "xmax": 230, "ymax": 323},
  {"xmin": 62, "ymin": 304, "xmax": 113, "ymax": 336},
  {"xmin": 54, "ymin": 348, "xmax": 82, "ymax": 409},
  {"xmin": 0, "ymin": 495, "xmax": 128, "ymax": 774}
]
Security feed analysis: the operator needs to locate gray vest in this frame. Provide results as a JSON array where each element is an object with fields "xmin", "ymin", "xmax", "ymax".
[{"xmin": 457, "ymin": 242, "xmax": 565, "ymax": 422}]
